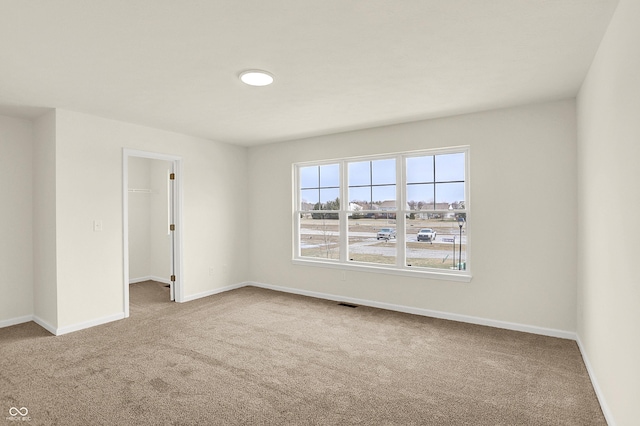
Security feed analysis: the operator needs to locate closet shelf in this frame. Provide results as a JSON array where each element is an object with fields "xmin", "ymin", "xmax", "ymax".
[{"xmin": 128, "ymin": 188, "xmax": 153, "ymax": 193}]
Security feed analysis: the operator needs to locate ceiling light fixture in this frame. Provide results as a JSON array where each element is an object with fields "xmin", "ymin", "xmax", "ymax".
[{"xmin": 239, "ymin": 70, "xmax": 274, "ymax": 87}]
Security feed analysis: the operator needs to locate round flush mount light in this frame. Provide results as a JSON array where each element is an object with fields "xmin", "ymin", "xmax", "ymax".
[{"xmin": 239, "ymin": 70, "xmax": 274, "ymax": 86}]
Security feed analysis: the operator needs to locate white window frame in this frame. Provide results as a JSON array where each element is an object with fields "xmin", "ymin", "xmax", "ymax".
[{"xmin": 293, "ymin": 146, "xmax": 471, "ymax": 282}]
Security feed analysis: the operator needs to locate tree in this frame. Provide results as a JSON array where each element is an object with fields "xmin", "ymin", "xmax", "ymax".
[
  {"xmin": 309, "ymin": 197, "xmax": 340, "ymax": 259},
  {"xmin": 311, "ymin": 197, "xmax": 340, "ymax": 220}
]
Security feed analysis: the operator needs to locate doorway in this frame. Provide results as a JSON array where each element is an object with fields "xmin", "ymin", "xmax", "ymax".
[{"xmin": 122, "ymin": 149, "xmax": 183, "ymax": 318}]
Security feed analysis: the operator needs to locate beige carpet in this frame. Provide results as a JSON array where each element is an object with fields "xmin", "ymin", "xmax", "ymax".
[{"xmin": 1, "ymin": 282, "xmax": 605, "ymax": 425}]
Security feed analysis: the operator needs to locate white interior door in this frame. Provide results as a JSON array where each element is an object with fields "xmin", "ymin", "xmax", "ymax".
[{"xmin": 169, "ymin": 164, "xmax": 176, "ymax": 301}]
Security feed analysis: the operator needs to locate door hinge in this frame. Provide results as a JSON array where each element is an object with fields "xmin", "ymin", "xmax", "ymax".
[
  {"xmin": 169, "ymin": 173, "xmax": 175, "ymax": 180},
  {"xmin": 170, "ymin": 275, "xmax": 176, "ymax": 282},
  {"xmin": 170, "ymin": 224, "xmax": 175, "ymax": 231}
]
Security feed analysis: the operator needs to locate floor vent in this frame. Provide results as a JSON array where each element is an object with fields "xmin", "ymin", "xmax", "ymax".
[{"xmin": 337, "ymin": 302, "xmax": 358, "ymax": 308}]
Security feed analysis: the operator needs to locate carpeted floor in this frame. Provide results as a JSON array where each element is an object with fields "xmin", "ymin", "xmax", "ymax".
[{"xmin": 1, "ymin": 282, "xmax": 605, "ymax": 425}]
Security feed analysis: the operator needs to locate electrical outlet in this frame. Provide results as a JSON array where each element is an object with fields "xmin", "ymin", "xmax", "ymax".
[
  {"xmin": 209, "ymin": 267, "xmax": 214, "ymax": 276},
  {"xmin": 341, "ymin": 271, "xmax": 346, "ymax": 281},
  {"xmin": 93, "ymin": 220, "xmax": 103, "ymax": 232}
]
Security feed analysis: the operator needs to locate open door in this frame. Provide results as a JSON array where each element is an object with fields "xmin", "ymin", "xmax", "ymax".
[{"xmin": 123, "ymin": 149, "xmax": 183, "ymax": 318}]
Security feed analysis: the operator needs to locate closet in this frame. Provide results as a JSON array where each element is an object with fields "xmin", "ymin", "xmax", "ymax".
[{"xmin": 128, "ymin": 157, "xmax": 173, "ymax": 290}]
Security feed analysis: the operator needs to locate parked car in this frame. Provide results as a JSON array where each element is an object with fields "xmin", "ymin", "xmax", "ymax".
[
  {"xmin": 417, "ymin": 228, "xmax": 437, "ymax": 242},
  {"xmin": 376, "ymin": 228, "xmax": 396, "ymax": 240}
]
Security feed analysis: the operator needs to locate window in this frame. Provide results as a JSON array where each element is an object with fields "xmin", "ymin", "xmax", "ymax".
[
  {"xmin": 348, "ymin": 158, "xmax": 397, "ymax": 265},
  {"xmin": 294, "ymin": 147, "xmax": 469, "ymax": 281},
  {"xmin": 298, "ymin": 164, "xmax": 341, "ymax": 260}
]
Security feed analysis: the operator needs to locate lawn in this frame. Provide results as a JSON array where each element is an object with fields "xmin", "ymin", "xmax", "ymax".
[{"xmin": 299, "ymin": 217, "xmax": 467, "ymax": 269}]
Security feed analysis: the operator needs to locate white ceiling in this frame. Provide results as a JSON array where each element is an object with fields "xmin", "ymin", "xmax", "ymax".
[{"xmin": 0, "ymin": 0, "xmax": 618, "ymax": 146}]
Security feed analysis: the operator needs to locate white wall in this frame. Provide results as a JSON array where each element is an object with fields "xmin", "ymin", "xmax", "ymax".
[
  {"xmin": 0, "ymin": 115, "xmax": 34, "ymax": 325},
  {"xmin": 33, "ymin": 111, "xmax": 58, "ymax": 329},
  {"xmin": 248, "ymin": 99, "xmax": 578, "ymax": 333},
  {"xmin": 149, "ymin": 159, "xmax": 172, "ymax": 281},
  {"xmin": 576, "ymin": 0, "xmax": 640, "ymax": 424},
  {"xmin": 52, "ymin": 109, "xmax": 248, "ymax": 329},
  {"xmin": 128, "ymin": 157, "xmax": 152, "ymax": 280}
]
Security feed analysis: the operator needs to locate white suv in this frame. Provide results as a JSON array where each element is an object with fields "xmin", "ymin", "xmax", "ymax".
[
  {"xmin": 376, "ymin": 228, "xmax": 396, "ymax": 240},
  {"xmin": 417, "ymin": 228, "xmax": 437, "ymax": 242}
]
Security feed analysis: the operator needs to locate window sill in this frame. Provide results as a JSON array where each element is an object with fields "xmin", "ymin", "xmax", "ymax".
[{"xmin": 292, "ymin": 258, "xmax": 472, "ymax": 282}]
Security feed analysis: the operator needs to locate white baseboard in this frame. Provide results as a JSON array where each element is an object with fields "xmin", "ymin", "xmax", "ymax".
[
  {"xmin": 12, "ymin": 282, "xmax": 245, "ymax": 335},
  {"xmin": 150, "ymin": 276, "xmax": 172, "ymax": 285},
  {"xmin": 55, "ymin": 312, "xmax": 125, "ymax": 336},
  {"xmin": 181, "ymin": 282, "xmax": 246, "ymax": 303},
  {"xmin": 246, "ymin": 281, "xmax": 577, "ymax": 340},
  {"xmin": 33, "ymin": 315, "xmax": 57, "ymax": 335},
  {"xmin": 13, "ymin": 281, "xmax": 576, "ymax": 342},
  {"xmin": 129, "ymin": 275, "xmax": 172, "ymax": 285},
  {"xmin": 0, "ymin": 315, "xmax": 34, "ymax": 329},
  {"xmin": 576, "ymin": 335, "xmax": 615, "ymax": 426}
]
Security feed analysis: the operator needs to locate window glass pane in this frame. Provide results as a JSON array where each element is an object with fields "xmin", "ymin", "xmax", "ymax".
[
  {"xmin": 435, "ymin": 153, "xmax": 465, "ymax": 182},
  {"xmin": 371, "ymin": 159, "xmax": 395, "ymax": 185},
  {"xmin": 406, "ymin": 184, "xmax": 434, "ymax": 210},
  {"xmin": 320, "ymin": 164, "xmax": 340, "ymax": 187},
  {"xmin": 372, "ymin": 185, "xmax": 396, "ymax": 207},
  {"xmin": 300, "ymin": 189, "xmax": 319, "ymax": 210},
  {"xmin": 348, "ymin": 161, "xmax": 371, "ymax": 186},
  {"xmin": 406, "ymin": 213, "xmax": 466, "ymax": 270},
  {"xmin": 348, "ymin": 216, "xmax": 396, "ymax": 265},
  {"xmin": 300, "ymin": 166, "xmax": 318, "ymax": 189},
  {"xmin": 406, "ymin": 156, "xmax": 434, "ymax": 184},
  {"xmin": 435, "ymin": 182, "xmax": 465, "ymax": 206},
  {"xmin": 349, "ymin": 186, "xmax": 371, "ymax": 208},
  {"xmin": 299, "ymin": 216, "xmax": 340, "ymax": 260},
  {"xmin": 320, "ymin": 189, "xmax": 340, "ymax": 210}
]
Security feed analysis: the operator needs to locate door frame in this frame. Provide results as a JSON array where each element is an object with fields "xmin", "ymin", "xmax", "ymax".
[{"xmin": 122, "ymin": 148, "xmax": 184, "ymax": 317}]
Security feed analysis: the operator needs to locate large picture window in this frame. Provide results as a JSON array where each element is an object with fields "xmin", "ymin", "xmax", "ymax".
[{"xmin": 294, "ymin": 147, "xmax": 470, "ymax": 280}]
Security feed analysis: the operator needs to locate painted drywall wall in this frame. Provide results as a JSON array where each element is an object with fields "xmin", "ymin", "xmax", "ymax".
[
  {"xmin": 148, "ymin": 159, "xmax": 172, "ymax": 281},
  {"xmin": 248, "ymin": 99, "xmax": 578, "ymax": 332},
  {"xmin": 128, "ymin": 157, "xmax": 152, "ymax": 280},
  {"xmin": 52, "ymin": 109, "xmax": 248, "ymax": 329},
  {"xmin": 0, "ymin": 115, "xmax": 34, "ymax": 324},
  {"xmin": 576, "ymin": 0, "xmax": 640, "ymax": 424},
  {"xmin": 33, "ymin": 110, "xmax": 58, "ymax": 328}
]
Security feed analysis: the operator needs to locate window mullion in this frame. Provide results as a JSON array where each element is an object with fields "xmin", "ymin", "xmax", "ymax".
[
  {"xmin": 339, "ymin": 160, "xmax": 348, "ymax": 263},
  {"xmin": 369, "ymin": 161, "xmax": 373, "ymax": 209},
  {"xmin": 432, "ymin": 156, "xmax": 436, "ymax": 210},
  {"xmin": 396, "ymin": 154, "xmax": 405, "ymax": 269},
  {"xmin": 293, "ymin": 209, "xmax": 301, "ymax": 258},
  {"xmin": 317, "ymin": 166, "xmax": 321, "ymax": 209},
  {"xmin": 294, "ymin": 165, "xmax": 300, "ymax": 259}
]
